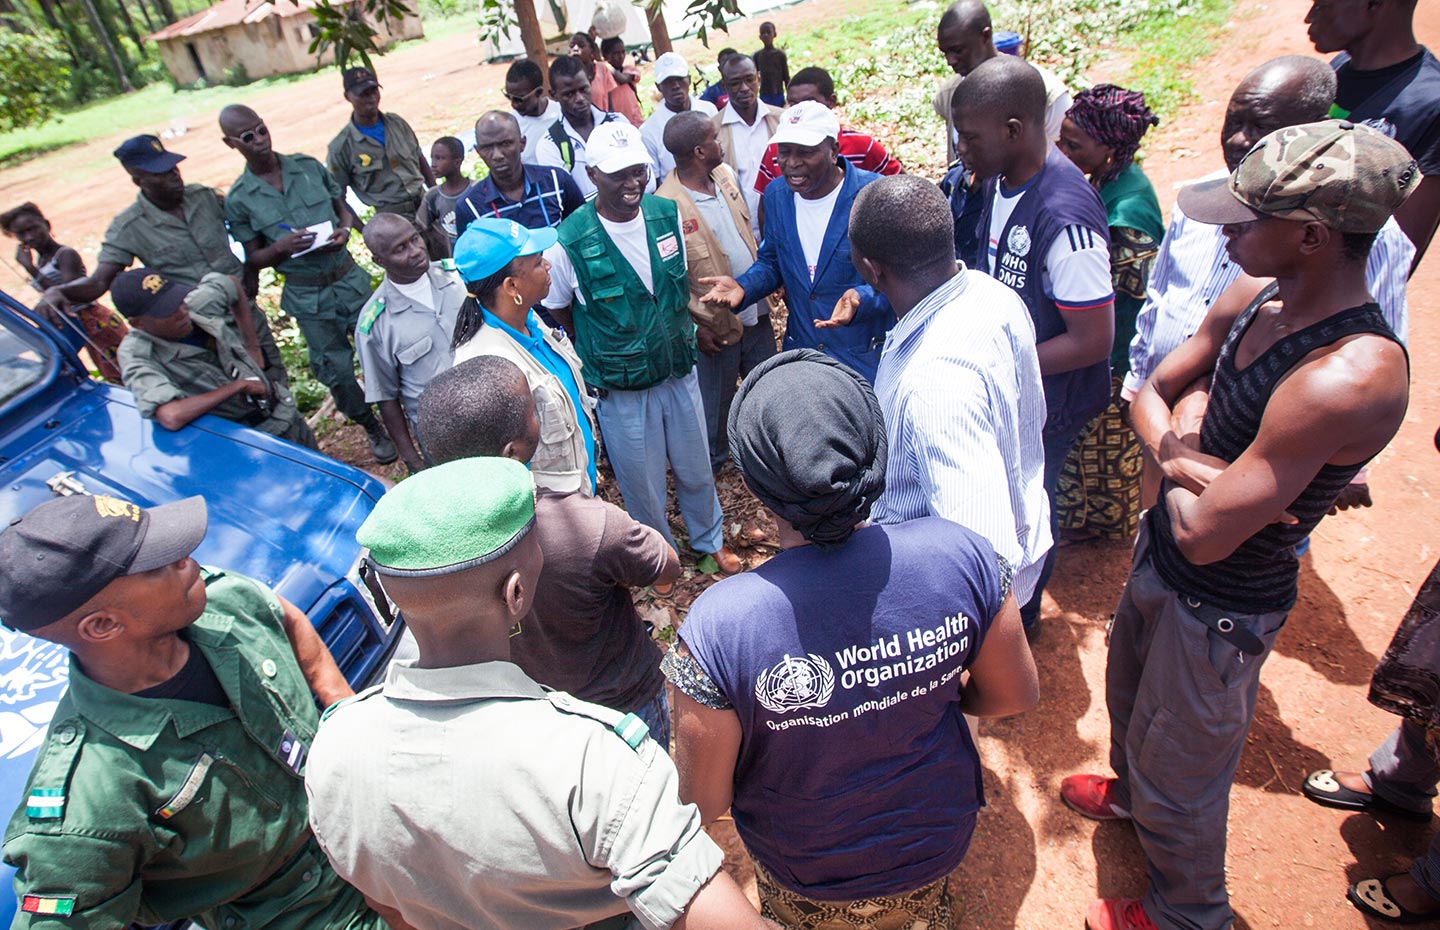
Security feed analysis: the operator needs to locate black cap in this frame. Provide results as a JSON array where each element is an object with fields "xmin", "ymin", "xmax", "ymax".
[
  {"xmin": 113, "ymin": 135, "xmax": 185, "ymax": 174},
  {"xmin": 0, "ymin": 495, "xmax": 208, "ymax": 632},
  {"xmin": 342, "ymin": 66, "xmax": 380, "ymax": 94},
  {"xmin": 109, "ymin": 267, "xmax": 189, "ymax": 320}
]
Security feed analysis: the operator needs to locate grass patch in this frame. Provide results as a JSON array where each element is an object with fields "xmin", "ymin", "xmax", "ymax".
[{"xmin": 1120, "ymin": 0, "xmax": 1234, "ymax": 120}]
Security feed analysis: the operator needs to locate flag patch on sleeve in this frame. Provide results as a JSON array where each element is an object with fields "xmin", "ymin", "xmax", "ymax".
[
  {"xmin": 21, "ymin": 895, "xmax": 75, "ymax": 917},
  {"xmin": 25, "ymin": 789, "xmax": 64, "ymax": 820}
]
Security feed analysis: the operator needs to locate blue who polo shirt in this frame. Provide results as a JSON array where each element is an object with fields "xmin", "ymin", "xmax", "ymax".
[{"xmin": 479, "ymin": 306, "xmax": 597, "ymax": 491}]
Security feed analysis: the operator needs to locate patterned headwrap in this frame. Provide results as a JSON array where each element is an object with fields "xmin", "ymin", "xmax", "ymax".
[{"xmin": 1067, "ymin": 84, "xmax": 1159, "ymax": 185}]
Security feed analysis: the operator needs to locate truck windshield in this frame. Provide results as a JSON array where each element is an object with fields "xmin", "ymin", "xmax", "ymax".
[{"xmin": 0, "ymin": 313, "xmax": 52, "ymax": 408}]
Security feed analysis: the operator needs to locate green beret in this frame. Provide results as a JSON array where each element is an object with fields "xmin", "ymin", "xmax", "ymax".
[{"xmin": 358, "ymin": 458, "xmax": 536, "ymax": 576}]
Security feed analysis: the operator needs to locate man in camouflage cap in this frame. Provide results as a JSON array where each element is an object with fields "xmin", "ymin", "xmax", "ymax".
[{"xmin": 1063, "ymin": 119, "xmax": 1416, "ymax": 930}]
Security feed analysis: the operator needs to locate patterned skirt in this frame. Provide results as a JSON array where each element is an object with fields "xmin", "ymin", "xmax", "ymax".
[
  {"xmin": 1056, "ymin": 376, "xmax": 1143, "ymax": 540},
  {"xmin": 752, "ymin": 860, "xmax": 957, "ymax": 930}
]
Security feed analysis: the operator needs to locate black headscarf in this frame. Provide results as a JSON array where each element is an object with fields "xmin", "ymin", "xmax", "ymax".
[{"xmin": 728, "ymin": 349, "xmax": 887, "ymax": 550}]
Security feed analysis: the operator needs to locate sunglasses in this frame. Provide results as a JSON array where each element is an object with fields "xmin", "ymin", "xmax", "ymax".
[
  {"xmin": 233, "ymin": 123, "xmax": 269, "ymax": 145},
  {"xmin": 505, "ymin": 87, "xmax": 541, "ymax": 106}
]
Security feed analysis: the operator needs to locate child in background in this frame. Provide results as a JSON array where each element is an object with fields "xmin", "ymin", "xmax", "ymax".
[
  {"xmin": 754, "ymin": 22, "xmax": 788, "ymax": 108},
  {"xmin": 601, "ymin": 37, "xmax": 645, "ymax": 126},
  {"xmin": 1, "ymin": 202, "xmax": 126, "ymax": 382},
  {"xmin": 700, "ymin": 47, "xmax": 737, "ymax": 108},
  {"xmin": 416, "ymin": 137, "xmax": 472, "ymax": 259}
]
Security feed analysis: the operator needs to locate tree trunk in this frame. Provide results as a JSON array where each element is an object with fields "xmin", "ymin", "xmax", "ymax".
[
  {"xmin": 78, "ymin": 0, "xmax": 133, "ymax": 90},
  {"xmin": 108, "ymin": 0, "xmax": 145, "ymax": 48},
  {"xmin": 134, "ymin": 0, "xmax": 157, "ymax": 33},
  {"xmin": 43, "ymin": 0, "xmax": 88, "ymax": 67},
  {"xmin": 514, "ymin": 0, "xmax": 547, "ymax": 86},
  {"xmin": 152, "ymin": 0, "xmax": 177, "ymax": 25},
  {"xmin": 644, "ymin": 2, "xmax": 671, "ymax": 55}
]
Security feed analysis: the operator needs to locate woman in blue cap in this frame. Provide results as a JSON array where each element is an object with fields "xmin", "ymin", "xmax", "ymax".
[{"xmin": 449, "ymin": 217, "xmax": 597, "ymax": 496}]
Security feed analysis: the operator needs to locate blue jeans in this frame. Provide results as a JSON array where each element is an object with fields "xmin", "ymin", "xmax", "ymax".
[
  {"xmin": 595, "ymin": 367, "xmax": 725, "ymax": 554},
  {"xmin": 1020, "ymin": 422, "xmax": 1086, "ymax": 628},
  {"xmin": 633, "ymin": 688, "xmax": 672, "ymax": 755},
  {"xmin": 695, "ymin": 316, "xmax": 777, "ymax": 470}
]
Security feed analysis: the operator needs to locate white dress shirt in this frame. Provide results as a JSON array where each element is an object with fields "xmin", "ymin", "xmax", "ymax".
[
  {"xmin": 641, "ymin": 97, "xmax": 719, "ymax": 183},
  {"xmin": 871, "ymin": 269, "xmax": 1052, "ymax": 604},
  {"xmin": 719, "ymin": 100, "xmax": 777, "ymax": 231}
]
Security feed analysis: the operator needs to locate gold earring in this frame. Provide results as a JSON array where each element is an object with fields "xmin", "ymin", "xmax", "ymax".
[{"xmin": 513, "ymin": 292, "xmax": 524, "ymax": 306}]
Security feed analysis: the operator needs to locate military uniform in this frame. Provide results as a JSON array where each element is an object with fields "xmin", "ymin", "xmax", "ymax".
[
  {"xmin": 116, "ymin": 272, "xmax": 316, "ymax": 447},
  {"xmin": 225, "ymin": 153, "xmax": 373, "ymax": 423},
  {"xmin": 307, "ymin": 661, "xmax": 725, "ymax": 930},
  {"xmin": 97, "ymin": 184, "xmax": 242, "ymax": 287},
  {"xmin": 2, "ymin": 569, "xmax": 381, "ymax": 930},
  {"xmin": 326, "ymin": 114, "xmax": 427, "ymax": 220},
  {"xmin": 354, "ymin": 260, "xmax": 466, "ymax": 428}
]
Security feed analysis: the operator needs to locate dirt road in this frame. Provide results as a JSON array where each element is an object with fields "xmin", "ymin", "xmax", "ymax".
[{"xmin": 3, "ymin": 0, "xmax": 1438, "ymax": 926}]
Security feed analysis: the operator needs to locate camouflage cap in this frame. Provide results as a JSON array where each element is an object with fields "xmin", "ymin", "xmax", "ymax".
[{"xmin": 1177, "ymin": 119, "xmax": 1419, "ymax": 234}]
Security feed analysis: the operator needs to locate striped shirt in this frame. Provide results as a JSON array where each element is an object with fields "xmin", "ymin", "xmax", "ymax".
[
  {"xmin": 753, "ymin": 127, "xmax": 904, "ymax": 193},
  {"xmin": 454, "ymin": 164, "xmax": 585, "ymax": 237},
  {"xmin": 1122, "ymin": 170, "xmax": 1413, "ymax": 397},
  {"xmin": 871, "ymin": 270, "xmax": 1052, "ymax": 604}
]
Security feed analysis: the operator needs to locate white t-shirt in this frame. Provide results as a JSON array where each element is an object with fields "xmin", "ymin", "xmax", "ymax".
[
  {"xmin": 388, "ymin": 275, "xmax": 434, "ymax": 310},
  {"xmin": 534, "ymin": 108, "xmax": 660, "ymax": 200},
  {"xmin": 516, "ymin": 100, "xmax": 562, "ymax": 163},
  {"xmin": 543, "ymin": 212, "xmax": 687, "ymax": 308},
  {"xmin": 641, "ymin": 98, "xmax": 720, "ymax": 183},
  {"xmin": 793, "ymin": 183, "xmax": 843, "ymax": 282}
]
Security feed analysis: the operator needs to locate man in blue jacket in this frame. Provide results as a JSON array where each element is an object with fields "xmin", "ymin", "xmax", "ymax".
[{"xmin": 699, "ymin": 101, "xmax": 892, "ymax": 383}]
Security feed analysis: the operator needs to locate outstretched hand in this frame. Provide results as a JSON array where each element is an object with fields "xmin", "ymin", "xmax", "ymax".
[
  {"xmin": 814, "ymin": 289, "xmax": 860, "ymax": 329},
  {"xmin": 699, "ymin": 275, "xmax": 745, "ymax": 309}
]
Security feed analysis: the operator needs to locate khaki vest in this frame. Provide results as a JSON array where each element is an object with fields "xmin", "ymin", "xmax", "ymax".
[
  {"xmin": 452, "ymin": 323, "xmax": 596, "ymax": 496},
  {"xmin": 654, "ymin": 165, "xmax": 754, "ymax": 344},
  {"xmin": 713, "ymin": 108, "xmax": 782, "ymax": 181}
]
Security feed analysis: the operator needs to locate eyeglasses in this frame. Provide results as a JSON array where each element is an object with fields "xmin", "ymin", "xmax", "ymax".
[
  {"xmin": 505, "ymin": 87, "xmax": 541, "ymax": 106},
  {"xmin": 233, "ymin": 124, "xmax": 269, "ymax": 145}
]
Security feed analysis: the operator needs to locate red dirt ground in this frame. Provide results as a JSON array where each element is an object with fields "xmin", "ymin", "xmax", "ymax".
[{"xmin": 4, "ymin": 0, "xmax": 1439, "ymax": 926}]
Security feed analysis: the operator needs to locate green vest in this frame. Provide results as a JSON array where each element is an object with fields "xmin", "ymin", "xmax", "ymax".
[{"xmin": 557, "ymin": 197, "xmax": 695, "ymax": 391}]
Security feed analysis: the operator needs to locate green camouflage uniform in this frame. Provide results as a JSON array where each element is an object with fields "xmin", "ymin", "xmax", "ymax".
[
  {"xmin": 225, "ymin": 153, "xmax": 373, "ymax": 423},
  {"xmin": 2, "ymin": 569, "xmax": 381, "ymax": 930}
]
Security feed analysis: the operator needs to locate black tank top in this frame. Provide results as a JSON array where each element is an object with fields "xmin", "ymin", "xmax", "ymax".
[{"xmin": 1150, "ymin": 284, "xmax": 1406, "ymax": 613}]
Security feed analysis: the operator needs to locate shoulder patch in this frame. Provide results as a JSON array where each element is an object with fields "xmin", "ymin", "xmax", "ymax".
[
  {"xmin": 21, "ymin": 895, "xmax": 75, "ymax": 917},
  {"xmin": 25, "ymin": 788, "xmax": 65, "ymax": 820},
  {"xmin": 357, "ymin": 297, "xmax": 386, "ymax": 335},
  {"xmin": 612, "ymin": 713, "xmax": 649, "ymax": 750}
]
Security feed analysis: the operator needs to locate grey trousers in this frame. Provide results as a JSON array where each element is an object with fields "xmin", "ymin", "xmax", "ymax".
[
  {"xmin": 694, "ymin": 316, "xmax": 777, "ymax": 471},
  {"xmin": 1367, "ymin": 719, "xmax": 1440, "ymax": 899},
  {"xmin": 1107, "ymin": 522, "xmax": 1289, "ymax": 930}
]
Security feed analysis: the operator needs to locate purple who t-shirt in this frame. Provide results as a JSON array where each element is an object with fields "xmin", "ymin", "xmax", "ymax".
[{"xmin": 680, "ymin": 517, "xmax": 1003, "ymax": 900}]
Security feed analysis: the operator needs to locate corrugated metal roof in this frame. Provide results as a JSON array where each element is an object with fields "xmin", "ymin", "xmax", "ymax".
[{"xmin": 148, "ymin": 0, "xmax": 321, "ymax": 42}]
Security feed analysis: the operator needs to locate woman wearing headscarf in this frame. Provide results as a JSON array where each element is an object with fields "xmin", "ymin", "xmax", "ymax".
[
  {"xmin": 449, "ymin": 217, "xmax": 597, "ymax": 495},
  {"xmin": 663, "ymin": 349, "xmax": 1039, "ymax": 929},
  {"xmin": 1055, "ymin": 84, "xmax": 1166, "ymax": 542}
]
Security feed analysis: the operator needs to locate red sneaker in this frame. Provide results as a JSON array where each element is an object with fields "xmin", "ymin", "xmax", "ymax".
[
  {"xmin": 1061, "ymin": 774, "xmax": 1132, "ymax": 821},
  {"xmin": 1087, "ymin": 898, "xmax": 1159, "ymax": 930}
]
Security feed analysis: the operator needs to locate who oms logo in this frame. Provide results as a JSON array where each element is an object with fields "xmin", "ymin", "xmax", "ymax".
[{"xmin": 755, "ymin": 653, "xmax": 835, "ymax": 714}]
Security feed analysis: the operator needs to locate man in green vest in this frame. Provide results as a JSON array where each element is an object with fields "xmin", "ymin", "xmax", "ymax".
[
  {"xmin": 220, "ymin": 104, "xmax": 397, "ymax": 464},
  {"xmin": 541, "ymin": 121, "xmax": 741, "ymax": 576}
]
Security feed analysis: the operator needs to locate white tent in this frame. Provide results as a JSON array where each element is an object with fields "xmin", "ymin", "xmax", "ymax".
[{"xmin": 483, "ymin": 0, "xmax": 797, "ymax": 59}]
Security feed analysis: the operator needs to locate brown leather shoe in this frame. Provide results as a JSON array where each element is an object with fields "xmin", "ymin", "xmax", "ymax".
[{"xmin": 709, "ymin": 546, "xmax": 743, "ymax": 575}]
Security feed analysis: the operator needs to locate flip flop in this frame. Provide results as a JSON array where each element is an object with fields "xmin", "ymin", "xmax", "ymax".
[
  {"xmin": 1348, "ymin": 876, "xmax": 1440, "ymax": 924},
  {"xmin": 1302, "ymin": 770, "xmax": 1433, "ymax": 822}
]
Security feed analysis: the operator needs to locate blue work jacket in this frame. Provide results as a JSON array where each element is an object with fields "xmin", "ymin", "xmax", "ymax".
[{"xmin": 735, "ymin": 160, "xmax": 893, "ymax": 382}]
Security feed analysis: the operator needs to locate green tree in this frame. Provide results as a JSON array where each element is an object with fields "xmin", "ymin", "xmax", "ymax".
[{"xmin": 0, "ymin": 29, "xmax": 70, "ymax": 129}]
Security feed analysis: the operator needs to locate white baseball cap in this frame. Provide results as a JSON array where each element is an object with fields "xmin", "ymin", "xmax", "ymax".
[
  {"xmin": 587, "ymin": 121, "xmax": 651, "ymax": 174},
  {"xmin": 654, "ymin": 52, "xmax": 690, "ymax": 85},
  {"xmin": 769, "ymin": 100, "xmax": 841, "ymax": 148}
]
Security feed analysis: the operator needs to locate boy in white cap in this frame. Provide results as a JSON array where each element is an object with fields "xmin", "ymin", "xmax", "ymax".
[
  {"xmin": 543, "ymin": 121, "xmax": 743, "ymax": 576},
  {"xmin": 641, "ymin": 52, "xmax": 718, "ymax": 183}
]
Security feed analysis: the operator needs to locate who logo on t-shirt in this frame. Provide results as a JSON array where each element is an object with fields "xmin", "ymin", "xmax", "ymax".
[{"xmin": 755, "ymin": 653, "xmax": 835, "ymax": 714}]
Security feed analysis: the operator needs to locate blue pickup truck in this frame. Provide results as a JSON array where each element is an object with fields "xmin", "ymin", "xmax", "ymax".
[{"xmin": 0, "ymin": 291, "xmax": 403, "ymax": 926}]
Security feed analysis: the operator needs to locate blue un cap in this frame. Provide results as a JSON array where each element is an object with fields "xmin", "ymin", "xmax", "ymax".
[
  {"xmin": 453, "ymin": 218, "xmax": 558, "ymax": 282},
  {"xmin": 113, "ymin": 135, "xmax": 186, "ymax": 174}
]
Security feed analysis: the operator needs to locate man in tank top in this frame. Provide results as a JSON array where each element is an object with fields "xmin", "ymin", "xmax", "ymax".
[{"xmin": 1060, "ymin": 120, "xmax": 1417, "ymax": 930}]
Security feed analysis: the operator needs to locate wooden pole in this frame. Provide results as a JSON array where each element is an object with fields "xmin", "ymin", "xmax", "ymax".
[
  {"xmin": 645, "ymin": 1, "xmax": 671, "ymax": 55},
  {"xmin": 514, "ymin": 0, "xmax": 548, "ymax": 87}
]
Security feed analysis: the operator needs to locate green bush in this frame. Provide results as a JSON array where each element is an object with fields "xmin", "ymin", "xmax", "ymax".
[{"xmin": 0, "ymin": 31, "xmax": 71, "ymax": 131}]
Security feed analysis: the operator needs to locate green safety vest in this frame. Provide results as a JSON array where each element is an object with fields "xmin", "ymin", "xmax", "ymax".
[{"xmin": 557, "ymin": 198, "xmax": 695, "ymax": 392}]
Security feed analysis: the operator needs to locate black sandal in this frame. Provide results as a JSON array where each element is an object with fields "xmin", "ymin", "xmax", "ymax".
[
  {"xmin": 1349, "ymin": 876, "xmax": 1440, "ymax": 924},
  {"xmin": 1303, "ymin": 770, "xmax": 1433, "ymax": 822}
]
